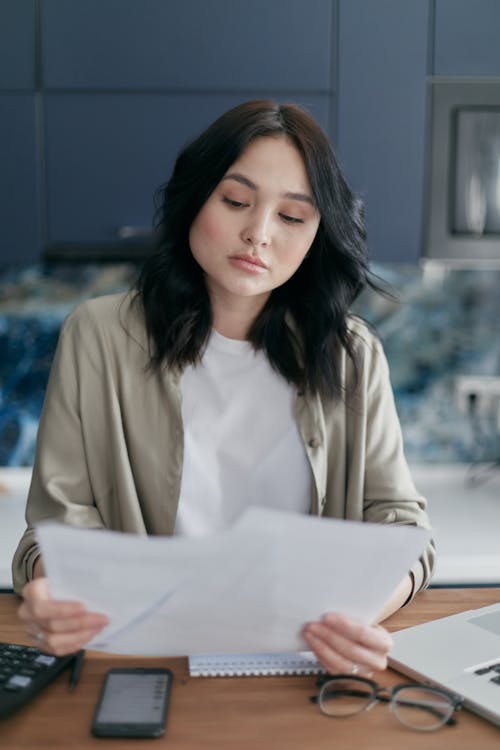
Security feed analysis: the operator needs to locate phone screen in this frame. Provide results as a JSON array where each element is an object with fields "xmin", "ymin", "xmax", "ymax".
[{"xmin": 92, "ymin": 668, "xmax": 172, "ymax": 737}]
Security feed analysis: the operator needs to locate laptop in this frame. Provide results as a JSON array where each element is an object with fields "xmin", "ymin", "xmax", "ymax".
[{"xmin": 388, "ymin": 602, "xmax": 500, "ymax": 726}]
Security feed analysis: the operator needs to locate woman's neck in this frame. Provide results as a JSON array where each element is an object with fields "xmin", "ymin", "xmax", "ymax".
[
  {"xmin": 210, "ymin": 290, "xmax": 270, "ymax": 340},
  {"xmin": 212, "ymin": 308, "xmax": 257, "ymax": 340}
]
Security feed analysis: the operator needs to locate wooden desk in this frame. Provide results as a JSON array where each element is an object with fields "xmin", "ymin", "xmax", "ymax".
[{"xmin": 1, "ymin": 588, "xmax": 499, "ymax": 749}]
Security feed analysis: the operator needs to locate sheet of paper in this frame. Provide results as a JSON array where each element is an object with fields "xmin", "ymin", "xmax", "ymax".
[{"xmin": 36, "ymin": 508, "xmax": 431, "ymax": 656}]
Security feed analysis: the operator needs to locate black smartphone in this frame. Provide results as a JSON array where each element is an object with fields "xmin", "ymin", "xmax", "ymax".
[{"xmin": 91, "ymin": 667, "xmax": 172, "ymax": 738}]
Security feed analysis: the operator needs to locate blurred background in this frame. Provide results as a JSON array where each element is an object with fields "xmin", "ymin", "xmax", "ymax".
[{"xmin": 1, "ymin": 1, "xmax": 499, "ymax": 587}]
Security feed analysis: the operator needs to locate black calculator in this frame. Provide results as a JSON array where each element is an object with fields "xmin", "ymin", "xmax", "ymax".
[{"xmin": 0, "ymin": 642, "xmax": 75, "ymax": 719}]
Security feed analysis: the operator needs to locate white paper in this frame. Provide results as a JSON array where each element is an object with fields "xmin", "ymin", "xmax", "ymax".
[{"xmin": 36, "ymin": 507, "xmax": 431, "ymax": 656}]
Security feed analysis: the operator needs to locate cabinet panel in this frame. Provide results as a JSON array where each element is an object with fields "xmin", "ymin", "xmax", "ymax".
[
  {"xmin": 45, "ymin": 94, "xmax": 330, "ymax": 246},
  {"xmin": 0, "ymin": 95, "xmax": 40, "ymax": 264},
  {"xmin": 0, "ymin": 1, "xmax": 35, "ymax": 90},
  {"xmin": 434, "ymin": 0, "xmax": 500, "ymax": 75},
  {"xmin": 42, "ymin": 0, "xmax": 333, "ymax": 91},
  {"xmin": 336, "ymin": 0, "xmax": 429, "ymax": 262}
]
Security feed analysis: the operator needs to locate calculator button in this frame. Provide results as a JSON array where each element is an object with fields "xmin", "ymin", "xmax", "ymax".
[
  {"xmin": 35, "ymin": 655, "xmax": 56, "ymax": 667},
  {"xmin": 7, "ymin": 675, "xmax": 33, "ymax": 689}
]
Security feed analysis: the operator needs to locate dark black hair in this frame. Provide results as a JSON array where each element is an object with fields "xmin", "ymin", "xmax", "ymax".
[{"xmin": 136, "ymin": 99, "xmax": 381, "ymax": 399}]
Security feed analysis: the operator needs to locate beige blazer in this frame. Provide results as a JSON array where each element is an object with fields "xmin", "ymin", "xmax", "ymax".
[{"xmin": 12, "ymin": 292, "xmax": 435, "ymax": 594}]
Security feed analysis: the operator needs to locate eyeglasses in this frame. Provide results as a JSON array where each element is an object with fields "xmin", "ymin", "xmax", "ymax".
[{"xmin": 310, "ymin": 675, "xmax": 463, "ymax": 731}]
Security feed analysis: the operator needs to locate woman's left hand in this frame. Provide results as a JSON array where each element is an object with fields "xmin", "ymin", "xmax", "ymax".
[{"xmin": 301, "ymin": 612, "xmax": 394, "ymax": 676}]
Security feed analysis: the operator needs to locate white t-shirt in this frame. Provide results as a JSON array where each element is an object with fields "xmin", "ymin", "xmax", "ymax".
[{"xmin": 174, "ymin": 330, "xmax": 311, "ymax": 536}]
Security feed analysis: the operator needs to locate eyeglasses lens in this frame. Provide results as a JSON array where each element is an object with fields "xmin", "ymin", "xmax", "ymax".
[
  {"xmin": 319, "ymin": 678, "xmax": 373, "ymax": 717},
  {"xmin": 391, "ymin": 687, "xmax": 454, "ymax": 731}
]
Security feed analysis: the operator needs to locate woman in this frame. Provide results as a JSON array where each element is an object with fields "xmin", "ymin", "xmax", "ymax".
[{"xmin": 14, "ymin": 100, "xmax": 434, "ymax": 675}]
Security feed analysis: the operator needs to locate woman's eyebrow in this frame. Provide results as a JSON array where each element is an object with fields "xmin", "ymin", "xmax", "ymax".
[
  {"xmin": 222, "ymin": 172, "xmax": 315, "ymax": 206},
  {"xmin": 222, "ymin": 172, "xmax": 257, "ymax": 190}
]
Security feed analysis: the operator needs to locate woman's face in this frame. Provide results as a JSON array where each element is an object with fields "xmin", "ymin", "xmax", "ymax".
[{"xmin": 189, "ymin": 135, "xmax": 320, "ymax": 310}]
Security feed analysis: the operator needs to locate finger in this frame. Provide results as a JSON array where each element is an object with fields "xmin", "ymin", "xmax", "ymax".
[
  {"xmin": 19, "ymin": 577, "xmax": 88, "ymax": 622},
  {"xmin": 302, "ymin": 628, "xmax": 372, "ymax": 675},
  {"xmin": 19, "ymin": 598, "xmax": 88, "ymax": 626},
  {"xmin": 36, "ymin": 612, "xmax": 109, "ymax": 636},
  {"xmin": 18, "ymin": 581, "xmax": 108, "ymax": 649},
  {"xmin": 321, "ymin": 620, "xmax": 391, "ymax": 668},
  {"xmin": 37, "ymin": 625, "xmax": 106, "ymax": 657},
  {"xmin": 321, "ymin": 613, "xmax": 394, "ymax": 652},
  {"xmin": 21, "ymin": 577, "xmax": 51, "ymax": 600},
  {"xmin": 303, "ymin": 621, "xmax": 389, "ymax": 673}
]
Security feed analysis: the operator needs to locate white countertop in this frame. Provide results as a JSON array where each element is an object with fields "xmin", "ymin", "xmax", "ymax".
[
  {"xmin": 1, "ymin": 464, "xmax": 499, "ymax": 590},
  {"xmin": 0, "ymin": 468, "xmax": 31, "ymax": 590},
  {"xmin": 410, "ymin": 463, "xmax": 500, "ymax": 586}
]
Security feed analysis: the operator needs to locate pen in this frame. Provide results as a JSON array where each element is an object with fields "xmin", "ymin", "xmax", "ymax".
[{"xmin": 68, "ymin": 650, "xmax": 85, "ymax": 691}]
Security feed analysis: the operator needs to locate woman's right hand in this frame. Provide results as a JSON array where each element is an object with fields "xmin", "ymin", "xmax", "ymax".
[{"xmin": 18, "ymin": 577, "xmax": 109, "ymax": 656}]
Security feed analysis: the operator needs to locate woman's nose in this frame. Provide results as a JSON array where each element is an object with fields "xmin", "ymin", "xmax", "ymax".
[{"xmin": 242, "ymin": 211, "xmax": 271, "ymax": 248}]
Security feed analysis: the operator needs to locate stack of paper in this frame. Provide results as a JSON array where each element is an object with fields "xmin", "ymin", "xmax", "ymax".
[{"xmin": 36, "ymin": 507, "xmax": 431, "ymax": 656}]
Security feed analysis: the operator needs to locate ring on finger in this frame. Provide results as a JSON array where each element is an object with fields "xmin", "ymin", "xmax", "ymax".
[{"xmin": 350, "ymin": 662, "xmax": 359, "ymax": 676}]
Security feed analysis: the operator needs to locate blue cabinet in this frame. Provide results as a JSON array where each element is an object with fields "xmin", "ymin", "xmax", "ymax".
[
  {"xmin": 41, "ymin": 0, "xmax": 333, "ymax": 91},
  {"xmin": 0, "ymin": 3, "xmax": 39, "ymax": 265},
  {"xmin": 434, "ymin": 0, "xmax": 500, "ymax": 75},
  {"xmin": 336, "ymin": 0, "xmax": 429, "ymax": 263},
  {"xmin": 1, "ymin": 0, "xmax": 335, "ymax": 264},
  {"xmin": 39, "ymin": 0, "xmax": 335, "ymax": 256},
  {"xmin": 38, "ymin": 0, "xmax": 334, "ymax": 258},
  {"xmin": 0, "ymin": 95, "xmax": 40, "ymax": 264},
  {"xmin": 0, "ymin": 1, "xmax": 35, "ymax": 90}
]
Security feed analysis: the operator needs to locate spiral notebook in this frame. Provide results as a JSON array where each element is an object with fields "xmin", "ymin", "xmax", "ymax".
[{"xmin": 188, "ymin": 651, "xmax": 325, "ymax": 677}]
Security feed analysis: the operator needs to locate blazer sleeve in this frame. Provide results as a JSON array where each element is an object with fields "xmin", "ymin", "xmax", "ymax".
[
  {"xmin": 361, "ymin": 334, "xmax": 436, "ymax": 598},
  {"xmin": 11, "ymin": 308, "xmax": 106, "ymax": 593}
]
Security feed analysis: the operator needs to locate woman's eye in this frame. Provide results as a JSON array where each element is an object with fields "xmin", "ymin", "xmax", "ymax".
[
  {"xmin": 280, "ymin": 213, "xmax": 304, "ymax": 224},
  {"xmin": 222, "ymin": 196, "xmax": 247, "ymax": 208}
]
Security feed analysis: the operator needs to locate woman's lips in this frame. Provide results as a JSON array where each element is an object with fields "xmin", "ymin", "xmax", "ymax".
[{"xmin": 229, "ymin": 254, "xmax": 269, "ymax": 274}]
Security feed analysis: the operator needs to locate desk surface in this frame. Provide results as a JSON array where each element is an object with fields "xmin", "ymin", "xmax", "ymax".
[{"xmin": 1, "ymin": 588, "xmax": 499, "ymax": 749}]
